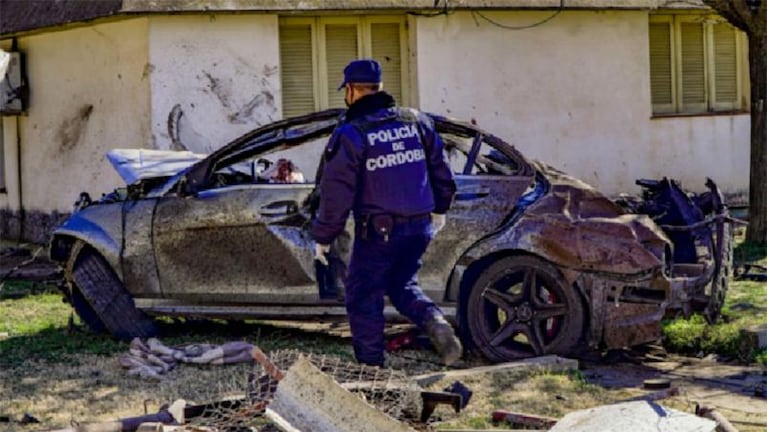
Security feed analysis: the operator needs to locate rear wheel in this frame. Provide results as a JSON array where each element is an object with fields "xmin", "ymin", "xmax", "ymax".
[
  {"xmin": 704, "ymin": 221, "xmax": 732, "ymax": 324},
  {"xmin": 460, "ymin": 255, "xmax": 584, "ymax": 362},
  {"xmin": 70, "ymin": 247, "xmax": 157, "ymax": 340}
]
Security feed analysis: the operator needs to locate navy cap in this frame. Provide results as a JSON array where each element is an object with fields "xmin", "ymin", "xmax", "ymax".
[{"xmin": 337, "ymin": 59, "xmax": 382, "ymax": 91}]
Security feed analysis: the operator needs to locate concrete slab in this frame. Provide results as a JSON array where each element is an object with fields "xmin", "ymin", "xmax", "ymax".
[
  {"xmin": 269, "ymin": 356, "xmax": 416, "ymax": 432},
  {"xmin": 413, "ymin": 355, "xmax": 579, "ymax": 386},
  {"xmin": 549, "ymin": 401, "xmax": 717, "ymax": 432}
]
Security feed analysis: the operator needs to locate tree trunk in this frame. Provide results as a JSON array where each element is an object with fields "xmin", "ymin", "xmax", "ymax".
[{"xmin": 746, "ymin": 29, "xmax": 767, "ymax": 244}]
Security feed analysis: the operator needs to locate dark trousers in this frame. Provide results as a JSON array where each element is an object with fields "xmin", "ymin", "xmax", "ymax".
[{"xmin": 344, "ymin": 218, "xmax": 441, "ymax": 366}]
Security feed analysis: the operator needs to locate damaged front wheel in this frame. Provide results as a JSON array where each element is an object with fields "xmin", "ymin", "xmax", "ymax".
[{"xmin": 69, "ymin": 247, "xmax": 157, "ymax": 340}]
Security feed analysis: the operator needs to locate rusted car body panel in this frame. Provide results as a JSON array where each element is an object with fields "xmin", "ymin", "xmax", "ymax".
[{"xmin": 50, "ymin": 109, "xmax": 733, "ymax": 359}]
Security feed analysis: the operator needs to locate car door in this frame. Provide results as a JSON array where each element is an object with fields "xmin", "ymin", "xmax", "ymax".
[
  {"xmin": 152, "ymin": 182, "xmax": 318, "ymax": 303},
  {"xmin": 419, "ymin": 128, "xmax": 535, "ymax": 302},
  {"xmin": 150, "ymin": 114, "xmax": 339, "ymax": 304}
]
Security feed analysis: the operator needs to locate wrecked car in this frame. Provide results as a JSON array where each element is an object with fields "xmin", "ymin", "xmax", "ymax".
[{"xmin": 50, "ymin": 109, "xmax": 733, "ymax": 362}]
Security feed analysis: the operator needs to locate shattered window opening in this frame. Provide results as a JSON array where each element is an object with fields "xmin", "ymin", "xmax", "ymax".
[{"xmin": 441, "ymin": 132, "xmax": 518, "ymax": 176}]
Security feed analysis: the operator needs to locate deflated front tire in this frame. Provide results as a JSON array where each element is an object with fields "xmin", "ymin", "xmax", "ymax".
[{"xmin": 70, "ymin": 247, "xmax": 157, "ymax": 340}]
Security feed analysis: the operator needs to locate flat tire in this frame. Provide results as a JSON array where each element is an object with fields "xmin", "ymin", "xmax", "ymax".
[{"xmin": 70, "ymin": 247, "xmax": 157, "ymax": 340}]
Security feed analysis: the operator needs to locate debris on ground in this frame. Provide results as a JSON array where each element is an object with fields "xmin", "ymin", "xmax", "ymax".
[
  {"xmin": 491, "ymin": 409, "xmax": 559, "ymax": 429},
  {"xmin": 412, "ymin": 354, "xmax": 578, "ymax": 387},
  {"xmin": 0, "ymin": 246, "xmax": 62, "ymax": 284},
  {"xmin": 696, "ymin": 405, "xmax": 740, "ymax": 432},
  {"xmin": 44, "ymin": 347, "xmax": 426, "ymax": 432},
  {"xmin": 33, "ymin": 341, "xmax": 765, "ymax": 432},
  {"xmin": 420, "ymin": 390, "xmax": 464, "ymax": 423},
  {"xmin": 118, "ymin": 338, "xmax": 256, "ymax": 379},
  {"xmin": 739, "ymin": 324, "xmax": 767, "ymax": 352},
  {"xmin": 548, "ymin": 400, "xmax": 718, "ymax": 432},
  {"xmin": 620, "ymin": 386, "xmax": 680, "ymax": 402},
  {"xmin": 269, "ymin": 356, "xmax": 417, "ymax": 432},
  {"xmin": 735, "ymin": 263, "xmax": 767, "ymax": 281}
]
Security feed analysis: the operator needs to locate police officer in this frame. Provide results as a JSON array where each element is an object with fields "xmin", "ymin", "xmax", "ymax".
[{"xmin": 311, "ymin": 59, "xmax": 462, "ymax": 367}]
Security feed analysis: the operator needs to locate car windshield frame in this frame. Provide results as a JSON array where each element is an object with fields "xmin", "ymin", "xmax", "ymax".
[{"xmin": 175, "ymin": 109, "xmax": 534, "ymax": 196}]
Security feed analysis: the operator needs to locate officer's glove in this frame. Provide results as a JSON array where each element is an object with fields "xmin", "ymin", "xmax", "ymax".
[
  {"xmin": 315, "ymin": 243, "xmax": 330, "ymax": 266},
  {"xmin": 431, "ymin": 213, "xmax": 446, "ymax": 235}
]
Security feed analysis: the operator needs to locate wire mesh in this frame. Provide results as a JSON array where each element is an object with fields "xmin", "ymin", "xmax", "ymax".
[{"xmin": 186, "ymin": 349, "xmax": 424, "ymax": 431}]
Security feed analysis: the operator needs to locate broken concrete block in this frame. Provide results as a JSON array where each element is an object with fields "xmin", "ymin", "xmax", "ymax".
[
  {"xmin": 269, "ymin": 356, "xmax": 416, "ymax": 432},
  {"xmin": 413, "ymin": 355, "xmax": 578, "ymax": 386},
  {"xmin": 549, "ymin": 400, "xmax": 717, "ymax": 432}
]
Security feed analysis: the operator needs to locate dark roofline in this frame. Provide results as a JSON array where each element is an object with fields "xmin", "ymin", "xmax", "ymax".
[
  {"xmin": 2, "ymin": 0, "xmax": 719, "ymax": 38},
  {"xmin": 0, "ymin": 0, "xmax": 123, "ymax": 37}
]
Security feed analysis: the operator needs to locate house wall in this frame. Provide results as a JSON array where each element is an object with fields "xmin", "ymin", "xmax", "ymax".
[
  {"xmin": 0, "ymin": 9, "xmax": 752, "ymax": 243},
  {"xmin": 147, "ymin": 15, "xmax": 281, "ymax": 154},
  {"xmin": 0, "ymin": 18, "xmax": 151, "ymax": 241},
  {"xmin": 414, "ymin": 10, "xmax": 750, "ymax": 199}
]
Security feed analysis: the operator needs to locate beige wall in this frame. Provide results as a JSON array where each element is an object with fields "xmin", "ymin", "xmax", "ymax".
[
  {"xmin": 1, "ymin": 8, "xmax": 752, "ymax": 218},
  {"xmin": 7, "ymin": 18, "xmax": 151, "ymax": 212},
  {"xmin": 148, "ymin": 15, "xmax": 281, "ymax": 154},
  {"xmin": 414, "ymin": 10, "xmax": 750, "ymax": 198}
]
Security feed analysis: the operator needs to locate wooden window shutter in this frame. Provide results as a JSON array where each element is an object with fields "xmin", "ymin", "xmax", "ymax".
[
  {"xmin": 279, "ymin": 24, "xmax": 315, "ymax": 118},
  {"xmin": 370, "ymin": 22, "xmax": 403, "ymax": 104},
  {"xmin": 649, "ymin": 22, "xmax": 674, "ymax": 113},
  {"xmin": 679, "ymin": 22, "xmax": 706, "ymax": 113},
  {"xmin": 325, "ymin": 24, "xmax": 358, "ymax": 109},
  {"xmin": 712, "ymin": 22, "xmax": 738, "ymax": 110}
]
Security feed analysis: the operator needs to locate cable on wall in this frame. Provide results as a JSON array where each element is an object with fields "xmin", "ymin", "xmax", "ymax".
[{"xmin": 471, "ymin": 0, "xmax": 565, "ymax": 30}]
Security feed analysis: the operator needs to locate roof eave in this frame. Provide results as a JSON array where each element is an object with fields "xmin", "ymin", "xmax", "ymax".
[{"xmin": 119, "ymin": 0, "xmax": 702, "ymax": 13}]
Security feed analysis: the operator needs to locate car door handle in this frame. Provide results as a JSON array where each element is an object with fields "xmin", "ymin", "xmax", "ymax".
[
  {"xmin": 455, "ymin": 187, "xmax": 490, "ymax": 201},
  {"xmin": 259, "ymin": 200, "xmax": 299, "ymax": 216}
]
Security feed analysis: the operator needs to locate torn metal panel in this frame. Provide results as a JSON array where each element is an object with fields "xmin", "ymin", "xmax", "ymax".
[
  {"xmin": 269, "ymin": 357, "xmax": 416, "ymax": 432},
  {"xmin": 107, "ymin": 148, "xmax": 207, "ymax": 185}
]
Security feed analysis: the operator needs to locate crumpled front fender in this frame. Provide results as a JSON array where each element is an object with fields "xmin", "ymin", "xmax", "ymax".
[{"xmin": 50, "ymin": 204, "xmax": 123, "ymax": 278}]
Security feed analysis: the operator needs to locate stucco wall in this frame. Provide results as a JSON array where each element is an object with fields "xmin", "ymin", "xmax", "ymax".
[
  {"xmin": 414, "ymin": 10, "xmax": 750, "ymax": 198},
  {"xmin": 11, "ymin": 18, "xmax": 151, "ymax": 213},
  {"xmin": 148, "ymin": 15, "xmax": 281, "ymax": 154}
]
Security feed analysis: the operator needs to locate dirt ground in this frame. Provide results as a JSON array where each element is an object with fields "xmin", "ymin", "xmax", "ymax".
[
  {"xmin": 2, "ymin": 244, "xmax": 767, "ymax": 431},
  {"xmin": 2, "ymin": 330, "xmax": 767, "ymax": 432}
]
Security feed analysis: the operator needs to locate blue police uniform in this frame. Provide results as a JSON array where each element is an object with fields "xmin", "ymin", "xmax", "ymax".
[{"xmin": 311, "ymin": 86, "xmax": 457, "ymax": 366}]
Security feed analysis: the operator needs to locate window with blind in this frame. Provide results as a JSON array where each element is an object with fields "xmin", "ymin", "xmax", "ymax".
[
  {"xmin": 649, "ymin": 15, "xmax": 746, "ymax": 115},
  {"xmin": 279, "ymin": 16, "xmax": 408, "ymax": 118}
]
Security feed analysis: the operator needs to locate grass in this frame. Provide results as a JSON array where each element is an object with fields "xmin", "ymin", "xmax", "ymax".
[
  {"xmin": 1, "ymin": 263, "xmax": 766, "ymax": 430},
  {"xmin": 0, "ymin": 279, "xmax": 352, "ymax": 369},
  {"xmin": 432, "ymin": 369, "xmax": 623, "ymax": 430},
  {"xmin": 662, "ymin": 229, "xmax": 767, "ymax": 364},
  {"xmin": 0, "ymin": 281, "xmax": 123, "ymax": 368},
  {"xmin": 734, "ymin": 238, "xmax": 767, "ymax": 264}
]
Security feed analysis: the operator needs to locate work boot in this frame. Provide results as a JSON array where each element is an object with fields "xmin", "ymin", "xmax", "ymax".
[{"xmin": 424, "ymin": 315, "xmax": 463, "ymax": 366}]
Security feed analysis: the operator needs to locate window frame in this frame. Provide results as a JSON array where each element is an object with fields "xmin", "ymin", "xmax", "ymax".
[
  {"xmin": 279, "ymin": 15, "xmax": 410, "ymax": 116},
  {"xmin": 649, "ymin": 13, "xmax": 747, "ymax": 116}
]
